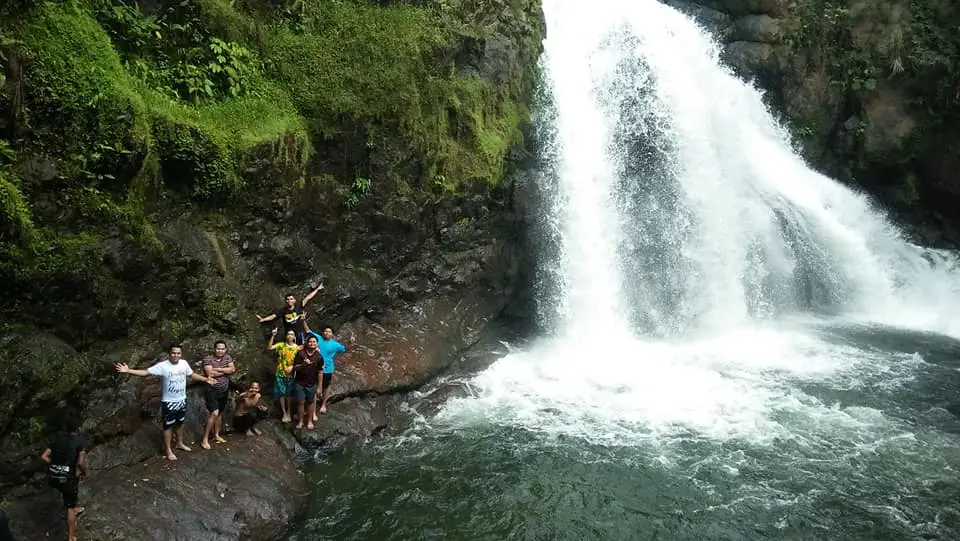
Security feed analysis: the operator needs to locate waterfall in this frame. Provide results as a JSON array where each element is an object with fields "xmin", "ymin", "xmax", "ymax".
[{"xmin": 443, "ymin": 0, "xmax": 960, "ymax": 444}]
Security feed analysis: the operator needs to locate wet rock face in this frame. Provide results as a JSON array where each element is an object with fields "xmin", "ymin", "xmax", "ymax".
[{"xmin": 4, "ymin": 420, "xmax": 307, "ymax": 541}]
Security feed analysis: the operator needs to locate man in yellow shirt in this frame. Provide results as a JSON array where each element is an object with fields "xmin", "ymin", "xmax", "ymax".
[{"xmin": 267, "ymin": 328, "xmax": 300, "ymax": 423}]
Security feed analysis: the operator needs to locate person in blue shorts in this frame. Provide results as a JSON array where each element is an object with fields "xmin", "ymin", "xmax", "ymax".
[{"xmin": 305, "ymin": 322, "xmax": 356, "ymax": 414}]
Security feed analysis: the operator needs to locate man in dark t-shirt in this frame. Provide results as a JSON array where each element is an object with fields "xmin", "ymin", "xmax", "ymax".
[
  {"xmin": 256, "ymin": 282, "xmax": 325, "ymax": 345},
  {"xmin": 292, "ymin": 334, "xmax": 322, "ymax": 430},
  {"xmin": 40, "ymin": 416, "xmax": 89, "ymax": 541}
]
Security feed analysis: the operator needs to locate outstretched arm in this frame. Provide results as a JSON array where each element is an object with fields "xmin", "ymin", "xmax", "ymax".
[
  {"xmin": 256, "ymin": 313, "xmax": 278, "ymax": 323},
  {"xmin": 191, "ymin": 372, "xmax": 218, "ymax": 385},
  {"xmin": 115, "ymin": 363, "xmax": 151, "ymax": 377},
  {"xmin": 302, "ymin": 281, "xmax": 324, "ymax": 308}
]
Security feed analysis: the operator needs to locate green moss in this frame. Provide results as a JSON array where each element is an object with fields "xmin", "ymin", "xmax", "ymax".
[
  {"xmin": 0, "ymin": 170, "xmax": 35, "ymax": 244},
  {"xmin": 11, "ymin": 0, "xmax": 309, "ymax": 203},
  {"xmin": 260, "ymin": 0, "xmax": 534, "ymax": 187}
]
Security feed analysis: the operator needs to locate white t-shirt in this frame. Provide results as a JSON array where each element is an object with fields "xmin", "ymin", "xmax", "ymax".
[{"xmin": 147, "ymin": 360, "xmax": 194, "ymax": 403}]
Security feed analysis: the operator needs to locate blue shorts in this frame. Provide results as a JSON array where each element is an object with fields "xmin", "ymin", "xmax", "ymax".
[
  {"xmin": 294, "ymin": 383, "xmax": 317, "ymax": 402},
  {"xmin": 274, "ymin": 376, "xmax": 294, "ymax": 397}
]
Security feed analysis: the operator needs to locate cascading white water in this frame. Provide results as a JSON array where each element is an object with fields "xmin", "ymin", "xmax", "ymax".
[{"xmin": 439, "ymin": 0, "xmax": 960, "ymax": 444}]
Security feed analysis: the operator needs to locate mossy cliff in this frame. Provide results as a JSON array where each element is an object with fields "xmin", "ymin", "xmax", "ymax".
[
  {"xmin": 671, "ymin": 0, "xmax": 960, "ymax": 245},
  {"xmin": 0, "ymin": 0, "xmax": 543, "ymax": 497}
]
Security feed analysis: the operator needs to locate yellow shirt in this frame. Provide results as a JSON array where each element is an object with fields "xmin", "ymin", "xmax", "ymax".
[{"xmin": 275, "ymin": 342, "xmax": 299, "ymax": 377}]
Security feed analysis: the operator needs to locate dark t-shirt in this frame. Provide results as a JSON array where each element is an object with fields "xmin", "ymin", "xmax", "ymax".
[
  {"xmin": 202, "ymin": 354, "xmax": 233, "ymax": 392},
  {"xmin": 276, "ymin": 303, "xmax": 304, "ymax": 335},
  {"xmin": 293, "ymin": 349, "xmax": 321, "ymax": 386},
  {"xmin": 47, "ymin": 433, "xmax": 88, "ymax": 480}
]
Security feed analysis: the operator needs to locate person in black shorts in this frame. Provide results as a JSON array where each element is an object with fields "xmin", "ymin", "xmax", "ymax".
[
  {"xmin": 201, "ymin": 340, "xmax": 236, "ymax": 450},
  {"xmin": 232, "ymin": 382, "xmax": 268, "ymax": 436},
  {"xmin": 39, "ymin": 415, "xmax": 89, "ymax": 541},
  {"xmin": 255, "ymin": 282, "xmax": 325, "ymax": 345}
]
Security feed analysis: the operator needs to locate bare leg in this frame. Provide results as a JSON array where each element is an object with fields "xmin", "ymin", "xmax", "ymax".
[
  {"xmin": 296, "ymin": 400, "xmax": 305, "ymax": 429},
  {"xmin": 202, "ymin": 410, "xmax": 218, "ymax": 449},
  {"xmin": 320, "ymin": 384, "xmax": 331, "ymax": 414},
  {"xmin": 67, "ymin": 506, "xmax": 83, "ymax": 541},
  {"xmin": 163, "ymin": 428, "xmax": 177, "ymax": 460},
  {"xmin": 214, "ymin": 414, "xmax": 227, "ymax": 443},
  {"xmin": 280, "ymin": 397, "xmax": 291, "ymax": 423},
  {"xmin": 306, "ymin": 398, "xmax": 316, "ymax": 430},
  {"xmin": 175, "ymin": 424, "xmax": 192, "ymax": 452}
]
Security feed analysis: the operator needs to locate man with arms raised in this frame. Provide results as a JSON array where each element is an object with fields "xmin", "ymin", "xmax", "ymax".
[
  {"xmin": 200, "ymin": 340, "xmax": 236, "ymax": 449},
  {"xmin": 39, "ymin": 414, "xmax": 88, "ymax": 541},
  {"xmin": 292, "ymin": 334, "xmax": 322, "ymax": 430},
  {"xmin": 256, "ymin": 281, "xmax": 324, "ymax": 345},
  {"xmin": 115, "ymin": 344, "xmax": 216, "ymax": 460}
]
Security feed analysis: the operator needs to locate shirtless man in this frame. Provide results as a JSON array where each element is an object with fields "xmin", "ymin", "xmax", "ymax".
[
  {"xmin": 232, "ymin": 382, "xmax": 268, "ymax": 436},
  {"xmin": 115, "ymin": 344, "xmax": 216, "ymax": 460}
]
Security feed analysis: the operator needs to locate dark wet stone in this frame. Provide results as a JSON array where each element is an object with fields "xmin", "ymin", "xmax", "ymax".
[
  {"xmin": 5, "ymin": 422, "xmax": 307, "ymax": 541},
  {"xmin": 292, "ymin": 397, "xmax": 389, "ymax": 451}
]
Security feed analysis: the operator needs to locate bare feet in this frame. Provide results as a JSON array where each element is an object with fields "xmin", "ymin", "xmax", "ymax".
[
  {"xmin": 253, "ymin": 427, "xmax": 262, "ymax": 436},
  {"xmin": 281, "ymin": 415, "xmax": 291, "ymax": 423},
  {"xmin": 295, "ymin": 422, "xmax": 303, "ymax": 429},
  {"xmin": 177, "ymin": 442, "xmax": 192, "ymax": 452},
  {"xmin": 215, "ymin": 436, "xmax": 228, "ymax": 444},
  {"xmin": 319, "ymin": 405, "xmax": 327, "ymax": 414},
  {"xmin": 246, "ymin": 429, "xmax": 255, "ymax": 436},
  {"xmin": 306, "ymin": 423, "xmax": 315, "ymax": 430},
  {"xmin": 201, "ymin": 440, "xmax": 211, "ymax": 450},
  {"xmin": 165, "ymin": 451, "xmax": 178, "ymax": 461},
  {"xmin": 312, "ymin": 412, "xmax": 318, "ymax": 421}
]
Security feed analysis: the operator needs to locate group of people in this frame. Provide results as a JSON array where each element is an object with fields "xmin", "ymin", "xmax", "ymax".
[{"xmin": 38, "ymin": 284, "xmax": 353, "ymax": 541}]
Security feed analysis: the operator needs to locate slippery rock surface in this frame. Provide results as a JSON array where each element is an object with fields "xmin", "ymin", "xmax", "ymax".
[{"xmin": 4, "ymin": 420, "xmax": 307, "ymax": 541}]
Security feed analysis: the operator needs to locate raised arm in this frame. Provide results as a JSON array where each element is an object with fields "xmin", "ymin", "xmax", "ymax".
[
  {"xmin": 114, "ymin": 363, "xmax": 151, "ymax": 377},
  {"xmin": 40, "ymin": 447, "xmax": 52, "ymax": 464},
  {"xmin": 302, "ymin": 281, "xmax": 325, "ymax": 308},
  {"xmin": 267, "ymin": 328, "xmax": 280, "ymax": 350}
]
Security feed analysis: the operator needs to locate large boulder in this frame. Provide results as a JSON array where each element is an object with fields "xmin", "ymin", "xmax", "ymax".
[{"xmin": 4, "ymin": 422, "xmax": 307, "ymax": 541}]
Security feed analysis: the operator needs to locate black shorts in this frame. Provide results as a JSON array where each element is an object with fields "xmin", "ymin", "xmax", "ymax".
[
  {"xmin": 49, "ymin": 477, "xmax": 79, "ymax": 508},
  {"xmin": 161, "ymin": 401, "xmax": 187, "ymax": 428},
  {"xmin": 232, "ymin": 412, "xmax": 258, "ymax": 433},
  {"xmin": 204, "ymin": 387, "xmax": 228, "ymax": 413},
  {"xmin": 321, "ymin": 372, "xmax": 332, "ymax": 390}
]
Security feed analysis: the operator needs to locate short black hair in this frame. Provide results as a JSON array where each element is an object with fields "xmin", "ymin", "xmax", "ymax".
[
  {"xmin": 214, "ymin": 339, "xmax": 227, "ymax": 348},
  {"xmin": 168, "ymin": 343, "xmax": 183, "ymax": 352},
  {"xmin": 284, "ymin": 292, "xmax": 296, "ymax": 299},
  {"xmin": 63, "ymin": 413, "xmax": 82, "ymax": 433},
  {"xmin": 305, "ymin": 334, "xmax": 319, "ymax": 343}
]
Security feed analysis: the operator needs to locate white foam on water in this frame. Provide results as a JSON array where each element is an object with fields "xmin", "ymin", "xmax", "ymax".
[{"xmin": 440, "ymin": 0, "xmax": 960, "ymax": 447}]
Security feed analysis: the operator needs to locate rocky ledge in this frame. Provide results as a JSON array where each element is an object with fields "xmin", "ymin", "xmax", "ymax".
[
  {"xmin": 4, "ymin": 420, "xmax": 307, "ymax": 541},
  {"xmin": 1, "ymin": 289, "xmax": 519, "ymax": 540}
]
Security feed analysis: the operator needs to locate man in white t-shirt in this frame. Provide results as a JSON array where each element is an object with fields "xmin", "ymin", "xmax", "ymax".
[{"xmin": 115, "ymin": 343, "xmax": 216, "ymax": 461}]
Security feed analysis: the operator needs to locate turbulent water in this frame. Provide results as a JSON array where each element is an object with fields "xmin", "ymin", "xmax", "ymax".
[{"xmin": 289, "ymin": 1, "xmax": 960, "ymax": 539}]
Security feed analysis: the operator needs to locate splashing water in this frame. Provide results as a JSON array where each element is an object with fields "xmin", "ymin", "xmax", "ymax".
[{"xmin": 440, "ymin": 0, "xmax": 960, "ymax": 444}]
